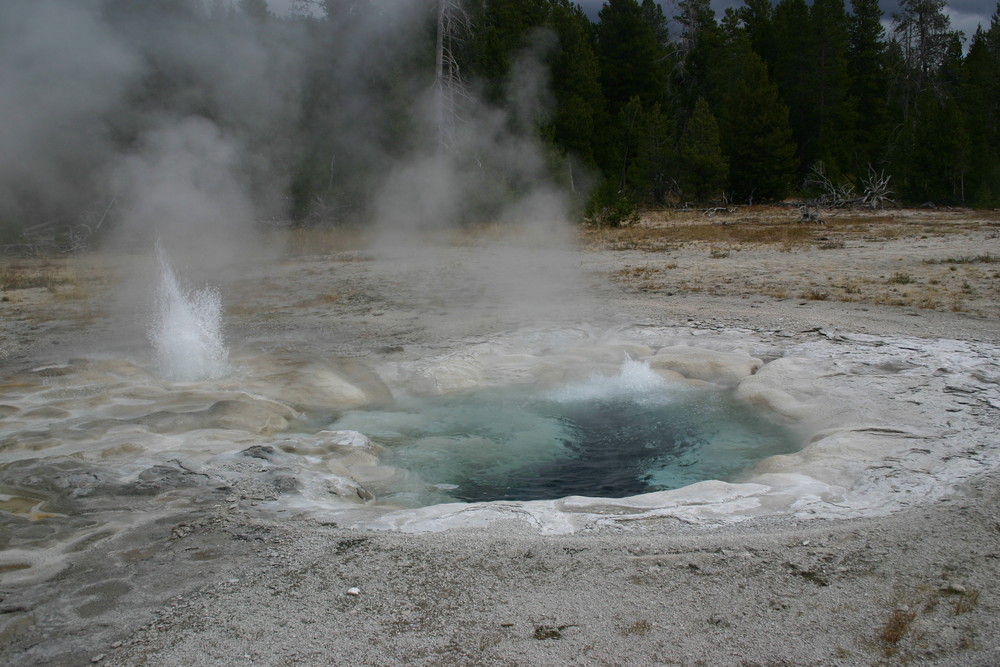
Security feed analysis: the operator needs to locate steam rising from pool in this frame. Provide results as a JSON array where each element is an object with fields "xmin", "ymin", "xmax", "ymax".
[
  {"xmin": 149, "ymin": 246, "xmax": 228, "ymax": 381},
  {"xmin": 331, "ymin": 358, "xmax": 800, "ymax": 506}
]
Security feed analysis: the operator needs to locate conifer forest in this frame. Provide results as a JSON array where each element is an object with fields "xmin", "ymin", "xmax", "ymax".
[{"xmin": 3, "ymin": 0, "xmax": 999, "ymax": 243}]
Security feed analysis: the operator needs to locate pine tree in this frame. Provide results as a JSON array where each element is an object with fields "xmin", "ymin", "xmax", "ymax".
[
  {"xmin": 673, "ymin": 0, "xmax": 724, "ymax": 107},
  {"xmin": 596, "ymin": 0, "xmax": 667, "ymax": 112},
  {"xmin": 548, "ymin": 1, "xmax": 604, "ymax": 166},
  {"xmin": 466, "ymin": 0, "xmax": 550, "ymax": 103},
  {"xmin": 616, "ymin": 95, "xmax": 645, "ymax": 190},
  {"xmin": 737, "ymin": 0, "xmax": 775, "ymax": 67},
  {"xmin": 678, "ymin": 97, "xmax": 728, "ymax": 201},
  {"xmin": 897, "ymin": 89, "xmax": 969, "ymax": 202},
  {"xmin": 892, "ymin": 0, "xmax": 959, "ymax": 109},
  {"xmin": 769, "ymin": 0, "xmax": 812, "ymax": 164},
  {"xmin": 849, "ymin": 0, "xmax": 890, "ymax": 172},
  {"xmin": 961, "ymin": 23, "xmax": 1000, "ymax": 206},
  {"xmin": 808, "ymin": 0, "xmax": 855, "ymax": 176},
  {"xmin": 716, "ymin": 39, "xmax": 798, "ymax": 201},
  {"xmin": 641, "ymin": 0, "xmax": 669, "ymax": 45},
  {"xmin": 239, "ymin": 0, "xmax": 270, "ymax": 20},
  {"xmin": 628, "ymin": 103, "xmax": 674, "ymax": 204}
]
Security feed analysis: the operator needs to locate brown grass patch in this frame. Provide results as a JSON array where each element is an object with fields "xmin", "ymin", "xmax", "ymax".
[
  {"xmin": 582, "ymin": 221, "xmax": 814, "ymax": 251},
  {"xmin": 613, "ymin": 266, "xmax": 669, "ymax": 290},
  {"xmin": 881, "ymin": 608, "xmax": 917, "ymax": 644},
  {"xmin": 0, "ymin": 261, "xmax": 76, "ymax": 290},
  {"xmin": 582, "ymin": 204, "xmax": 982, "ymax": 250},
  {"xmin": 50, "ymin": 286, "xmax": 90, "ymax": 301},
  {"xmin": 952, "ymin": 589, "xmax": 980, "ymax": 615},
  {"xmin": 283, "ymin": 227, "xmax": 368, "ymax": 256},
  {"xmin": 800, "ymin": 288, "xmax": 830, "ymax": 300},
  {"xmin": 621, "ymin": 619, "xmax": 652, "ymax": 637},
  {"xmin": 925, "ymin": 253, "xmax": 999, "ymax": 265}
]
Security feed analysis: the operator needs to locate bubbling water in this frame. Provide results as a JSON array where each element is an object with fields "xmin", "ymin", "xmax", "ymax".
[
  {"xmin": 148, "ymin": 246, "xmax": 228, "ymax": 381},
  {"xmin": 331, "ymin": 358, "xmax": 801, "ymax": 506}
]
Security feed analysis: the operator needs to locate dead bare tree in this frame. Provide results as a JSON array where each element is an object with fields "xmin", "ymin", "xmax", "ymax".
[
  {"xmin": 0, "ymin": 197, "xmax": 115, "ymax": 256},
  {"xmin": 860, "ymin": 165, "xmax": 895, "ymax": 209},
  {"xmin": 804, "ymin": 161, "xmax": 856, "ymax": 208},
  {"xmin": 435, "ymin": 0, "xmax": 473, "ymax": 154}
]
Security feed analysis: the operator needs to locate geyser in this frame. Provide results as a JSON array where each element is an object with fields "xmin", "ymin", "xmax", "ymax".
[
  {"xmin": 331, "ymin": 358, "xmax": 801, "ymax": 506},
  {"xmin": 148, "ymin": 246, "xmax": 228, "ymax": 381}
]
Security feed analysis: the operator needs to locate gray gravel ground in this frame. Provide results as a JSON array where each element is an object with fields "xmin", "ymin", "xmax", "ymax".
[{"xmin": 2, "ymin": 237, "xmax": 999, "ymax": 666}]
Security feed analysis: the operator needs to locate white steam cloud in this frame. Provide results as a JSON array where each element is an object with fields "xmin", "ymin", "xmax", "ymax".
[
  {"xmin": 1, "ymin": 0, "xmax": 602, "ymax": 346},
  {"xmin": 0, "ymin": 1, "xmax": 139, "ymax": 226}
]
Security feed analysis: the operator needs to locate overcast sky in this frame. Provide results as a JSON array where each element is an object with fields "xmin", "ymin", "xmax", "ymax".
[
  {"xmin": 267, "ymin": 0, "xmax": 996, "ymax": 46},
  {"xmin": 572, "ymin": 0, "xmax": 996, "ymax": 44}
]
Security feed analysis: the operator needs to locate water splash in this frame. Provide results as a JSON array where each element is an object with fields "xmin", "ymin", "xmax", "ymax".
[
  {"xmin": 547, "ymin": 355, "xmax": 669, "ymax": 404},
  {"xmin": 149, "ymin": 245, "xmax": 228, "ymax": 381}
]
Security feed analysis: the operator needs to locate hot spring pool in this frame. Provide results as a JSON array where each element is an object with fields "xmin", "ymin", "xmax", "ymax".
[{"xmin": 329, "ymin": 359, "xmax": 802, "ymax": 507}]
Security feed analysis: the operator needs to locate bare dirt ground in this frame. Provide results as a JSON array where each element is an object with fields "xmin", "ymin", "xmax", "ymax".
[
  {"xmin": 585, "ymin": 206, "xmax": 1000, "ymax": 319},
  {"xmin": 1, "ymin": 207, "xmax": 999, "ymax": 666}
]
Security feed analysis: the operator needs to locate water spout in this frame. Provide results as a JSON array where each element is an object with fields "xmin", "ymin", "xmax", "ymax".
[{"xmin": 149, "ymin": 244, "xmax": 228, "ymax": 381}]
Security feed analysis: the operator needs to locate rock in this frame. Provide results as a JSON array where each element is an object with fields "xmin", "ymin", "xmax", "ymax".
[
  {"xmin": 320, "ymin": 430, "xmax": 385, "ymax": 456},
  {"xmin": 0, "ymin": 404, "xmax": 21, "ymax": 418},
  {"xmin": 22, "ymin": 406, "xmax": 72, "ymax": 419},
  {"xmin": 323, "ymin": 476, "xmax": 375, "ymax": 504},
  {"xmin": 407, "ymin": 360, "xmax": 484, "ymax": 396},
  {"xmin": 750, "ymin": 428, "xmax": 900, "ymax": 488},
  {"xmin": 133, "ymin": 396, "xmax": 296, "ymax": 435},
  {"xmin": 649, "ymin": 346, "xmax": 763, "ymax": 384},
  {"xmin": 203, "ymin": 398, "xmax": 296, "ymax": 434},
  {"xmin": 265, "ymin": 358, "xmax": 391, "ymax": 412},
  {"xmin": 241, "ymin": 445, "xmax": 280, "ymax": 462},
  {"xmin": 278, "ymin": 430, "xmax": 384, "ymax": 458},
  {"xmin": 346, "ymin": 587, "xmax": 360, "ymax": 596},
  {"xmin": 734, "ymin": 357, "xmax": 814, "ymax": 421}
]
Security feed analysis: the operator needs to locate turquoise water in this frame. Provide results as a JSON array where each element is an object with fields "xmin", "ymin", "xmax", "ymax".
[{"xmin": 330, "ymin": 359, "xmax": 801, "ymax": 506}]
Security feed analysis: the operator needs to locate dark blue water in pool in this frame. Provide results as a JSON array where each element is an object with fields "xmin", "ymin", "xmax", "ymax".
[{"xmin": 330, "ymin": 360, "xmax": 801, "ymax": 505}]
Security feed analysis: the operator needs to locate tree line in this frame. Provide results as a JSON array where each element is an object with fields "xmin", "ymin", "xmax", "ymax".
[
  {"xmin": 295, "ymin": 0, "xmax": 1000, "ymax": 222},
  {"xmin": 3, "ymin": 0, "xmax": 999, "ymax": 247}
]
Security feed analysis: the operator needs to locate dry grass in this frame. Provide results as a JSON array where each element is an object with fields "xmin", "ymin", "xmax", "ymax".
[
  {"xmin": 952, "ymin": 589, "xmax": 980, "ymax": 615},
  {"xmin": 621, "ymin": 619, "xmax": 652, "ymax": 637},
  {"xmin": 925, "ymin": 253, "xmax": 999, "ymax": 265},
  {"xmin": 800, "ymin": 287, "xmax": 830, "ymax": 300},
  {"xmin": 586, "ymin": 206, "xmax": 999, "ymax": 317},
  {"xmin": 881, "ymin": 608, "xmax": 917, "ymax": 644},
  {"xmin": 0, "ymin": 261, "xmax": 77, "ymax": 290},
  {"xmin": 582, "ymin": 220, "xmax": 815, "ymax": 251},
  {"xmin": 584, "ymin": 206, "xmax": 992, "ymax": 253},
  {"xmin": 613, "ymin": 264, "xmax": 678, "ymax": 291},
  {"xmin": 283, "ymin": 227, "xmax": 368, "ymax": 257}
]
